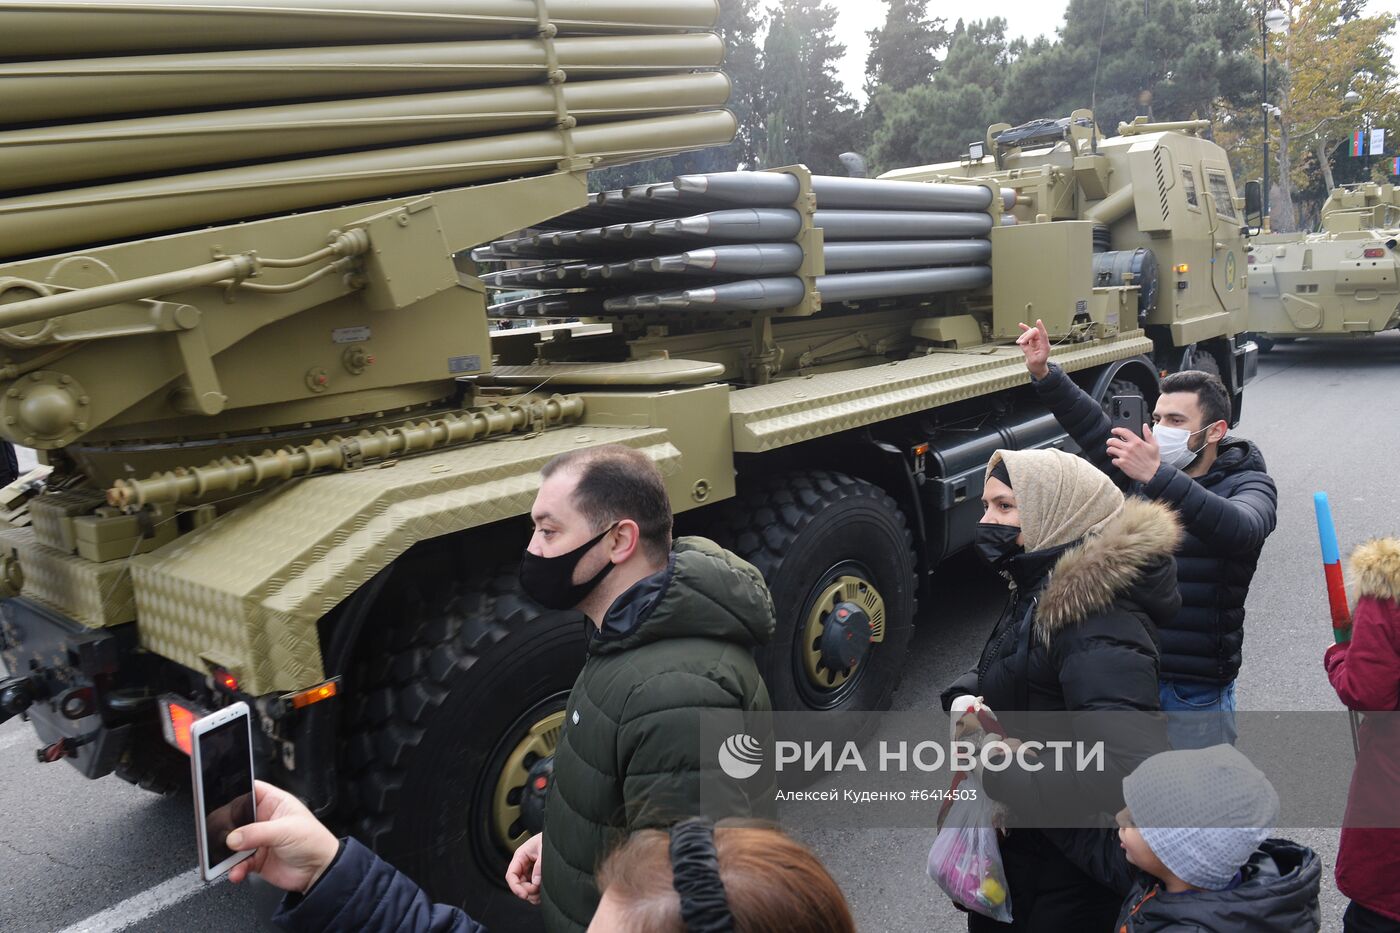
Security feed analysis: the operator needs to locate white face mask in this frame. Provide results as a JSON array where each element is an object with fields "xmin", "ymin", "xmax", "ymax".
[{"xmin": 1155, "ymin": 424, "xmax": 1211, "ymax": 469}]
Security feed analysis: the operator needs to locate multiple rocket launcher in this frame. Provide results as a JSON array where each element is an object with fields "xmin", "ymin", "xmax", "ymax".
[
  {"xmin": 0, "ymin": 0, "xmax": 737, "ymax": 261},
  {"xmin": 477, "ymin": 172, "xmax": 1017, "ymax": 316}
]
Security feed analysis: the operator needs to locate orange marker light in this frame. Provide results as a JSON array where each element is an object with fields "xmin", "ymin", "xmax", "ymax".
[
  {"xmin": 1173, "ymin": 263, "xmax": 1190, "ymax": 274},
  {"xmin": 214, "ymin": 669, "xmax": 240, "ymax": 693},
  {"xmin": 289, "ymin": 679, "xmax": 339, "ymax": 710},
  {"xmin": 167, "ymin": 701, "xmax": 195, "ymax": 755}
]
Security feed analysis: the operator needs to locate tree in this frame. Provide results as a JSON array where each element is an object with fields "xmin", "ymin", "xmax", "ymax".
[
  {"xmin": 1216, "ymin": 0, "xmax": 1398, "ymax": 232},
  {"xmin": 1000, "ymin": 0, "xmax": 1259, "ymax": 133},
  {"xmin": 867, "ymin": 19, "xmax": 1014, "ymax": 172},
  {"xmin": 587, "ymin": 0, "xmax": 764, "ymax": 190},
  {"xmin": 758, "ymin": 0, "xmax": 861, "ymax": 174},
  {"xmin": 864, "ymin": 0, "xmax": 947, "ymax": 96}
]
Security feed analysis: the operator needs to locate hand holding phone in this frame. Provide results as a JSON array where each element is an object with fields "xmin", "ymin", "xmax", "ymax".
[
  {"xmin": 191, "ymin": 702, "xmax": 256, "ymax": 881},
  {"xmin": 1110, "ymin": 395, "xmax": 1150, "ymax": 440},
  {"xmin": 226, "ymin": 780, "xmax": 341, "ymax": 894}
]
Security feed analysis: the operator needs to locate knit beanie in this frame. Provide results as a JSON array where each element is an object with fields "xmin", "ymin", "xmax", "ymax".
[
  {"xmin": 985, "ymin": 448, "xmax": 1123, "ymax": 552},
  {"xmin": 1121, "ymin": 745, "xmax": 1280, "ymax": 890}
]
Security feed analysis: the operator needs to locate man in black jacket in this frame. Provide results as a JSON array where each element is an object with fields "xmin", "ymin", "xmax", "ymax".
[{"xmin": 1017, "ymin": 319, "xmax": 1278, "ymax": 748}]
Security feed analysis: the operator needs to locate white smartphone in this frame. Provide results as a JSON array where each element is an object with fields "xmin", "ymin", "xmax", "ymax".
[{"xmin": 190, "ymin": 701, "xmax": 256, "ymax": 882}]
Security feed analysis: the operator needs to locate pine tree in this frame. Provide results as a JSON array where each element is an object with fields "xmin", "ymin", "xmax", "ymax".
[
  {"xmin": 864, "ymin": 0, "xmax": 947, "ymax": 96},
  {"xmin": 758, "ymin": 0, "xmax": 861, "ymax": 174}
]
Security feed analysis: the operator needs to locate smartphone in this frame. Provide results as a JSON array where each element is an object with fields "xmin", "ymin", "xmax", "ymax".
[
  {"xmin": 1110, "ymin": 395, "xmax": 1150, "ymax": 440},
  {"xmin": 190, "ymin": 701, "xmax": 256, "ymax": 881}
]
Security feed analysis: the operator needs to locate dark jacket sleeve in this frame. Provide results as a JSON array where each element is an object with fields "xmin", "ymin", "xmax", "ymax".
[
  {"xmin": 940, "ymin": 668, "xmax": 980, "ymax": 713},
  {"xmin": 1142, "ymin": 463, "xmax": 1277, "ymax": 553},
  {"xmin": 981, "ymin": 610, "xmax": 1169, "ymax": 819},
  {"xmin": 274, "ymin": 837, "xmax": 487, "ymax": 933},
  {"xmin": 1325, "ymin": 597, "xmax": 1400, "ymax": 711},
  {"xmin": 615, "ymin": 652, "xmax": 759, "ymax": 829},
  {"xmin": 1043, "ymin": 827, "xmax": 1138, "ymax": 897},
  {"xmin": 1031, "ymin": 364, "xmax": 1122, "ymax": 482}
]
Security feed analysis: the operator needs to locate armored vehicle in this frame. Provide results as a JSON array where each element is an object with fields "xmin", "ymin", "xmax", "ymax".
[
  {"xmin": 1247, "ymin": 183, "xmax": 1400, "ymax": 349},
  {"xmin": 0, "ymin": 3, "xmax": 1252, "ymax": 924}
]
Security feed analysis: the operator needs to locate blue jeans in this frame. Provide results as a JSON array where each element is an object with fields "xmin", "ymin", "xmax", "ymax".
[{"xmin": 1160, "ymin": 679, "xmax": 1238, "ymax": 749}]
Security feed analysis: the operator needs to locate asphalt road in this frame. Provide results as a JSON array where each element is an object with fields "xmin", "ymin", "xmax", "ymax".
[{"xmin": 2, "ymin": 332, "xmax": 1396, "ymax": 932}]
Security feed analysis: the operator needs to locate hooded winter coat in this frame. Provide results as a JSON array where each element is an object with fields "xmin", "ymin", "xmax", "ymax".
[
  {"xmin": 1033, "ymin": 363, "xmax": 1278, "ymax": 684},
  {"xmin": 540, "ymin": 536, "xmax": 775, "ymax": 933},
  {"xmin": 944, "ymin": 450, "xmax": 1181, "ymax": 932},
  {"xmin": 1326, "ymin": 538, "xmax": 1400, "ymax": 923},
  {"xmin": 1109, "ymin": 838, "xmax": 1322, "ymax": 932}
]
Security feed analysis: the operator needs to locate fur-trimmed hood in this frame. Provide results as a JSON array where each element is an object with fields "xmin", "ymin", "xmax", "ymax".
[
  {"xmin": 1036, "ymin": 498, "xmax": 1183, "ymax": 639},
  {"xmin": 1351, "ymin": 538, "xmax": 1400, "ymax": 602}
]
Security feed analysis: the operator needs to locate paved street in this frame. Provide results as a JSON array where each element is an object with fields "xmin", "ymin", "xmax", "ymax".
[{"xmin": 2, "ymin": 332, "xmax": 1396, "ymax": 932}]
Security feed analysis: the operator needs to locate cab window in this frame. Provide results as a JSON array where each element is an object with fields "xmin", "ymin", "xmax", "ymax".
[
  {"xmin": 1206, "ymin": 170, "xmax": 1236, "ymax": 220},
  {"xmin": 1181, "ymin": 168, "xmax": 1199, "ymax": 209}
]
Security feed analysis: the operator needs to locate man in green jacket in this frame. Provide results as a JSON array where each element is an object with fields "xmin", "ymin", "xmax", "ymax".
[{"xmin": 504, "ymin": 444, "xmax": 776, "ymax": 933}]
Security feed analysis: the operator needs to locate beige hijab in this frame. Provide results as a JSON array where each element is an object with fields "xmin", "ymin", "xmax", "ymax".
[{"xmin": 986, "ymin": 448, "xmax": 1124, "ymax": 552}]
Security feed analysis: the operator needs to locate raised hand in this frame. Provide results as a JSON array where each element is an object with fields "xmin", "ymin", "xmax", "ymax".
[{"xmin": 1016, "ymin": 319, "xmax": 1051, "ymax": 379}]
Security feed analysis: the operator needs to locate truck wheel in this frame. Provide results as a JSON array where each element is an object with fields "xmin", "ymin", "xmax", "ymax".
[
  {"xmin": 339, "ymin": 561, "xmax": 580, "ymax": 931},
  {"xmin": 719, "ymin": 472, "xmax": 915, "ymax": 712}
]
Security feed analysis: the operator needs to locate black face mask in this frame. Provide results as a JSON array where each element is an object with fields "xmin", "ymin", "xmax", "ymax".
[
  {"xmin": 519, "ymin": 523, "xmax": 617, "ymax": 610},
  {"xmin": 974, "ymin": 523, "xmax": 1023, "ymax": 572}
]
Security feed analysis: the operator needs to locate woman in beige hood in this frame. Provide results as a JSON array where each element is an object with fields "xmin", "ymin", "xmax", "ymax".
[{"xmin": 941, "ymin": 448, "xmax": 1181, "ymax": 932}]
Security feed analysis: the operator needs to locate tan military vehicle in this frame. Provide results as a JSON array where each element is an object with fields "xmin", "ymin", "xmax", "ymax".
[
  {"xmin": 1247, "ymin": 183, "xmax": 1400, "ymax": 349},
  {"xmin": 0, "ymin": 3, "xmax": 1252, "ymax": 924}
]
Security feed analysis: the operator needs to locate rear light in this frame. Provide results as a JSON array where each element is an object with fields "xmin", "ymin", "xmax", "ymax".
[
  {"xmin": 212, "ymin": 667, "xmax": 240, "ymax": 693},
  {"xmin": 1247, "ymin": 255, "xmax": 1256, "ymax": 264},
  {"xmin": 1173, "ymin": 263, "xmax": 1189, "ymax": 274},
  {"xmin": 1364, "ymin": 248, "xmax": 1386, "ymax": 258},
  {"xmin": 285, "ymin": 677, "xmax": 340, "ymax": 710},
  {"xmin": 158, "ymin": 695, "xmax": 207, "ymax": 756}
]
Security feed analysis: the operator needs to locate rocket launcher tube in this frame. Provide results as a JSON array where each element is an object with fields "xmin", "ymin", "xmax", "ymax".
[
  {"xmin": 0, "ymin": 72, "xmax": 733, "ymax": 192},
  {"xmin": 1314, "ymin": 492, "xmax": 1352, "ymax": 643},
  {"xmin": 813, "ymin": 266, "xmax": 992, "ymax": 302},
  {"xmin": 1, "ymin": 0, "xmax": 724, "ymax": 58},
  {"xmin": 1, "ymin": 33, "xmax": 726, "ymax": 125},
  {"xmin": 0, "ymin": 109, "xmax": 739, "ymax": 259},
  {"xmin": 674, "ymin": 171, "xmax": 1012, "ymax": 213},
  {"xmin": 821, "ymin": 240, "xmax": 991, "ymax": 271}
]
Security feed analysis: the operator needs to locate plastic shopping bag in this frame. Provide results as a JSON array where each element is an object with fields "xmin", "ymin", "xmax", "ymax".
[{"xmin": 926, "ymin": 773, "xmax": 1012, "ymax": 922}]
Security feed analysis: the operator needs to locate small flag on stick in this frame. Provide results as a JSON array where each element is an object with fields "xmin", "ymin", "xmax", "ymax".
[{"xmin": 1314, "ymin": 492, "xmax": 1352, "ymax": 643}]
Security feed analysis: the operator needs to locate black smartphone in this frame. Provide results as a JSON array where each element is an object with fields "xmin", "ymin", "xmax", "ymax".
[
  {"xmin": 191, "ymin": 701, "xmax": 256, "ymax": 881},
  {"xmin": 1110, "ymin": 395, "xmax": 1150, "ymax": 440}
]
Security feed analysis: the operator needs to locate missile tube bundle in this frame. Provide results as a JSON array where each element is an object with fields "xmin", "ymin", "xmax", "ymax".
[
  {"xmin": 0, "ymin": 0, "xmax": 736, "ymax": 260},
  {"xmin": 480, "ymin": 172, "xmax": 1006, "ymax": 317}
]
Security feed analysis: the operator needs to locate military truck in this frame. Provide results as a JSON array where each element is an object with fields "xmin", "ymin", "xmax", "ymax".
[
  {"xmin": 1247, "ymin": 183, "xmax": 1400, "ymax": 349},
  {"xmin": 0, "ymin": 2, "xmax": 1253, "ymax": 924}
]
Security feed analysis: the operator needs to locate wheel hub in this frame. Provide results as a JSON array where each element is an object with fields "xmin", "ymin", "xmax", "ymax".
[
  {"xmin": 490, "ymin": 710, "xmax": 565, "ymax": 852},
  {"xmin": 803, "ymin": 575, "xmax": 886, "ymax": 690}
]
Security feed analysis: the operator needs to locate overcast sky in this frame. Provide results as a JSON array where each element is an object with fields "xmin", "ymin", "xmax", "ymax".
[{"xmin": 824, "ymin": 0, "xmax": 1400, "ymax": 102}]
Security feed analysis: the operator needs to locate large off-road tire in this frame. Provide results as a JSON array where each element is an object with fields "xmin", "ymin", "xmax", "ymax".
[
  {"xmin": 717, "ymin": 471, "xmax": 916, "ymax": 713},
  {"xmin": 339, "ymin": 555, "xmax": 581, "ymax": 932}
]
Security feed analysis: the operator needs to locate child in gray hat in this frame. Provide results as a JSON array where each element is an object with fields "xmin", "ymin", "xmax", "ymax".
[{"xmin": 1068, "ymin": 744, "xmax": 1322, "ymax": 931}]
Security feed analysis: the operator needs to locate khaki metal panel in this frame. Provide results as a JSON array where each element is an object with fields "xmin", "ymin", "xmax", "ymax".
[
  {"xmin": 1127, "ymin": 139, "xmax": 1174, "ymax": 233},
  {"xmin": 990, "ymin": 221, "xmax": 1094, "ymax": 338},
  {"xmin": 729, "ymin": 335, "xmax": 1154, "ymax": 453},
  {"xmin": 131, "ymin": 426, "xmax": 678, "ymax": 693},
  {"xmin": 0, "ymin": 527, "xmax": 135, "ymax": 628},
  {"xmin": 578, "ymin": 384, "xmax": 735, "ymax": 510}
]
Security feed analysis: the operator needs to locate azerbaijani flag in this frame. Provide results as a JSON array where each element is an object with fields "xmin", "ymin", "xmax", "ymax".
[
  {"xmin": 1392, "ymin": 157, "xmax": 1399, "ymax": 175},
  {"xmin": 1352, "ymin": 131, "xmax": 1365, "ymax": 157}
]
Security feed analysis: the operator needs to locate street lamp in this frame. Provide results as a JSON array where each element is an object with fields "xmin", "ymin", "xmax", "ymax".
[{"xmin": 1260, "ymin": 5, "xmax": 1289, "ymax": 226}]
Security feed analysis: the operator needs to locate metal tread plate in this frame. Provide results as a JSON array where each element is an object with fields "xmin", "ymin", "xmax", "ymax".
[
  {"xmin": 728, "ymin": 335, "xmax": 1155, "ymax": 452},
  {"xmin": 131, "ymin": 425, "xmax": 678, "ymax": 693}
]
